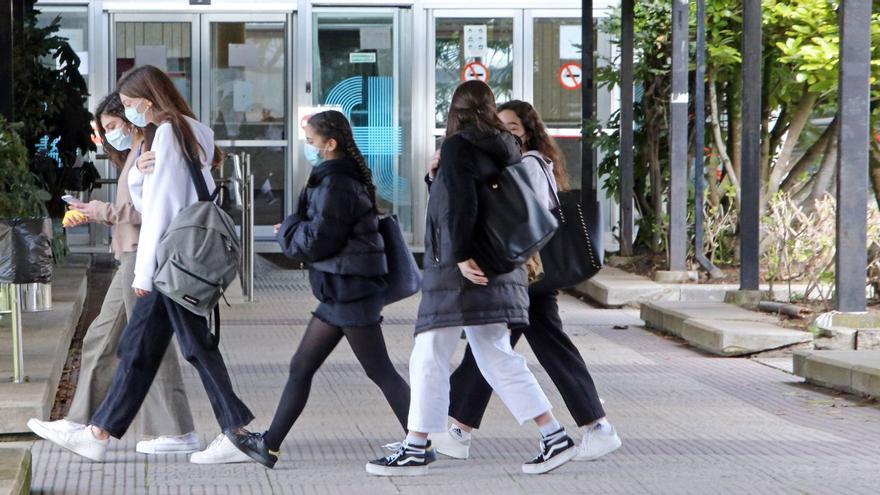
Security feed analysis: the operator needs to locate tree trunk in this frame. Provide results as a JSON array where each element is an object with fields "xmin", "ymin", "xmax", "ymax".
[
  {"xmin": 726, "ymin": 77, "xmax": 742, "ymax": 181},
  {"xmin": 780, "ymin": 116, "xmax": 838, "ymax": 194},
  {"xmin": 708, "ymin": 70, "xmax": 740, "ymax": 209},
  {"xmin": 767, "ymin": 92, "xmax": 818, "ymax": 198},
  {"xmin": 870, "ymin": 139, "xmax": 880, "ymax": 209}
]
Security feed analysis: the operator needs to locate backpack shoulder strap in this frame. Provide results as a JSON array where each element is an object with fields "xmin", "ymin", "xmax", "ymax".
[{"xmin": 185, "ymin": 158, "xmax": 212, "ymax": 202}]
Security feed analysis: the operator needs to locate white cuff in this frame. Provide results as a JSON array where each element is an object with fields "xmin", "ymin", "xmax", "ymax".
[{"xmin": 132, "ymin": 275, "xmax": 153, "ymax": 292}]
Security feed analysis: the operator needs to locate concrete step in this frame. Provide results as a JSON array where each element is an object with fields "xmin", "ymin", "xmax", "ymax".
[
  {"xmin": 793, "ymin": 350, "xmax": 880, "ymax": 399},
  {"xmin": 0, "ymin": 265, "xmax": 87, "ymax": 434},
  {"xmin": 641, "ymin": 301, "xmax": 813, "ymax": 356},
  {"xmin": 0, "ymin": 447, "xmax": 30, "ymax": 495},
  {"xmin": 575, "ymin": 266, "xmax": 809, "ymax": 308}
]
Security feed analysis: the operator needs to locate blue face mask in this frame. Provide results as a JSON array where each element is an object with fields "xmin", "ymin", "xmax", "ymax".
[
  {"xmin": 124, "ymin": 101, "xmax": 149, "ymax": 128},
  {"xmin": 304, "ymin": 143, "xmax": 326, "ymax": 167},
  {"xmin": 104, "ymin": 127, "xmax": 133, "ymax": 151}
]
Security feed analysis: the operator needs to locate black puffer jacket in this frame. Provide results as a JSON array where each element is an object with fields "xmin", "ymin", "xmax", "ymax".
[
  {"xmin": 277, "ymin": 157, "xmax": 388, "ymax": 303},
  {"xmin": 415, "ymin": 129, "xmax": 529, "ymax": 334}
]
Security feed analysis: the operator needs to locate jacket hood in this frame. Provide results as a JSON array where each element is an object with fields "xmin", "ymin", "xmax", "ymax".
[
  {"xmin": 308, "ymin": 156, "xmax": 362, "ymax": 186},
  {"xmin": 459, "ymin": 129, "xmax": 522, "ymax": 166}
]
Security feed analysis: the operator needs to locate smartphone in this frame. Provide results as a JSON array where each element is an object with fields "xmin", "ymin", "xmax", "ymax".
[{"xmin": 61, "ymin": 195, "xmax": 77, "ymax": 204}]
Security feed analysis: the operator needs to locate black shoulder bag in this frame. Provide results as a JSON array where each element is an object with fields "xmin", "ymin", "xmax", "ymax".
[{"xmin": 529, "ymin": 157, "xmax": 602, "ymax": 294}]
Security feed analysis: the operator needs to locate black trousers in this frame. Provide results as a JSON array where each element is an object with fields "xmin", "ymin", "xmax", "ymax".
[
  {"xmin": 448, "ymin": 290, "xmax": 606, "ymax": 428},
  {"xmin": 91, "ymin": 291, "xmax": 254, "ymax": 438}
]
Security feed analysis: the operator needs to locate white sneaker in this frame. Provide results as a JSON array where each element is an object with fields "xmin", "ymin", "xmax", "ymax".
[
  {"xmin": 190, "ymin": 433, "xmax": 253, "ymax": 464},
  {"xmin": 27, "ymin": 418, "xmax": 84, "ymax": 434},
  {"xmin": 431, "ymin": 426, "xmax": 471, "ymax": 460},
  {"xmin": 27, "ymin": 419, "xmax": 108, "ymax": 462},
  {"xmin": 574, "ymin": 423, "xmax": 621, "ymax": 461},
  {"xmin": 137, "ymin": 432, "xmax": 201, "ymax": 455}
]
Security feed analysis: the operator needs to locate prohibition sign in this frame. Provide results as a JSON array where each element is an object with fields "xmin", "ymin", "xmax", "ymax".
[
  {"xmin": 558, "ymin": 63, "xmax": 583, "ymax": 90},
  {"xmin": 462, "ymin": 62, "xmax": 490, "ymax": 82}
]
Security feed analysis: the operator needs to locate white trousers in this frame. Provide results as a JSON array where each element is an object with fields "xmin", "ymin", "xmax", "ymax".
[{"xmin": 407, "ymin": 323, "xmax": 553, "ymax": 433}]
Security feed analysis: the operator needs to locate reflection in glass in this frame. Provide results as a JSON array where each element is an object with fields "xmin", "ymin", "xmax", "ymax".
[
  {"xmin": 210, "ymin": 23, "xmax": 286, "ymax": 141},
  {"xmin": 114, "ymin": 22, "xmax": 193, "ymax": 103},
  {"xmin": 434, "ymin": 18, "xmax": 514, "ymax": 127},
  {"xmin": 533, "ymin": 19, "xmax": 582, "ymax": 128},
  {"xmin": 312, "ymin": 13, "xmax": 412, "ymax": 236},
  {"xmin": 218, "ymin": 147, "xmax": 285, "ymax": 226}
]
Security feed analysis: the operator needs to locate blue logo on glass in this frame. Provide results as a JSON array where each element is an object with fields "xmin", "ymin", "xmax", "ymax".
[{"xmin": 324, "ymin": 76, "xmax": 408, "ymax": 204}]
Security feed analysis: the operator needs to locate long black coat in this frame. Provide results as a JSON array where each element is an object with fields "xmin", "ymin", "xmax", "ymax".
[
  {"xmin": 415, "ymin": 129, "xmax": 529, "ymax": 334},
  {"xmin": 277, "ymin": 157, "xmax": 388, "ymax": 303}
]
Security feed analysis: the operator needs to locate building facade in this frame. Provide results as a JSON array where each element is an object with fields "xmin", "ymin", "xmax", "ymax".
[{"xmin": 38, "ymin": 0, "xmax": 620, "ymax": 252}]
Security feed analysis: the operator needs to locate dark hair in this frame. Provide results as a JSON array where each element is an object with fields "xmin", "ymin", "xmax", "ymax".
[
  {"xmin": 445, "ymin": 80, "xmax": 508, "ymax": 137},
  {"xmin": 94, "ymin": 92, "xmax": 131, "ymax": 169},
  {"xmin": 497, "ymin": 100, "xmax": 571, "ymax": 190},
  {"xmin": 307, "ymin": 110, "xmax": 378, "ymax": 212},
  {"xmin": 116, "ymin": 65, "xmax": 224, "ymax": 169}
]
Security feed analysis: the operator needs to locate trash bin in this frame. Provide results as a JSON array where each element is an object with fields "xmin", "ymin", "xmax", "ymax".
[
  {"xmin": 0, "ymin": 218, "xmax": 54, "ymax": 284},
  {"xmin": 18, "ymin": 282, "xmax": 52, "ymax": 312}
]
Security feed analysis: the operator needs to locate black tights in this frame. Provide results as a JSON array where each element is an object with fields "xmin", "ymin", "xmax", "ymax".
[{"xmin": 264, "ymin": 316, "xmax": 410, "ymax": 451}]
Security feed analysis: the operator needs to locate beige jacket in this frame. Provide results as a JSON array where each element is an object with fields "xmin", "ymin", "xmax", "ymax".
[{"xmin": 90, "ymin": 140, "xmax": 142, "ymax": 258}]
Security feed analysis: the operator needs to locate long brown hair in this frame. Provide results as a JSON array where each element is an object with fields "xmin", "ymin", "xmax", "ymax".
[
  {"xmin": 94, "ymin": 92, "xmax": 130, "ymax": 169},
  {"xmin": 116, "ymin": 65, "xmax": 224, "ymax": 169},
  {"xmin": 445, "ymin": 80, "xmax": 508, "ymax": 137},
  {"xmin": 307, "ymin": 110, "xmax": 378, "ymax": 212},
  {"xmin": 497, "ymin": 100, "xmax": 570, "ymax": 190}
]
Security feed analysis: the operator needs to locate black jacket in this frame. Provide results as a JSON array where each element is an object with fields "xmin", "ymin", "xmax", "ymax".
[
  {"xmin": 277, "ymin": 157, "xmax": 387, "ymax": 303},
  {"xmin": 415, "ymin": 129, "xmax": 529, "ymax": 333}
]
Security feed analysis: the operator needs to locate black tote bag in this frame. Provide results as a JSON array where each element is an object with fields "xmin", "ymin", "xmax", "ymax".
[
  {"xmin": 473, "ymin": 161, "xmax": 559, "ymax": 274},
  {"xmin": 379, "ymin": 215, "xmax": 422, "ymax": 305},
  {"xmin": 530, "ymin": 162, "xmax": 602, "ymax": 294}
]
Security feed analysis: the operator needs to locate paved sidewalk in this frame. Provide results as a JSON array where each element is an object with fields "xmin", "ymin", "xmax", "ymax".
[{"xmin": 30, "ymin": 270, "xmax": 880, "ymax": 494}]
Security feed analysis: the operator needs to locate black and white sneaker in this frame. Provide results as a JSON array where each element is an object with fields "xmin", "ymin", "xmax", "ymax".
[
  {"xmin": 366, "ymin": 442, "xmax": 429, "ymax": 476},
  {"xmin": 381, "ymin": 440, "xmax": 437, "ymax": 464},
  {"xmin": 521, "ymin": 428, "xmax": 577, "ymax": 474}
]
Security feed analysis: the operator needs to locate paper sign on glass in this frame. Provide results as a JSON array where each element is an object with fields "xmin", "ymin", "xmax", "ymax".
[
  {"xmin": 463, "ymin": 25, "xmax": 488, "ymax": 60},
  {"xmin": 360, "ymin": 27, "xmax": 391, "ymax": 50},
  {"xmin": 559, "ymin": 25, "xmax": 582, "ymax": 60},
  {"xmin": 135, "ymin": 45, "xmax": 167, "ymax": 71},
  {"xmin": 229, "ymin": 44, "xmax": 258, "ymax": 68}
]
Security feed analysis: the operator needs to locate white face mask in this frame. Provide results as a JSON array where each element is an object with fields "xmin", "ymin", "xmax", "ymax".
[
  {"xmin": 304, "ymin": 143, "xmax": 327, "ymax": 167},
  {"xmin": 124, "ymin": 100, "xmax": 150, "ymax": 128},
  {"xmin": 104, "ymin": 127, "xmax": 132, "ymax": 151}
]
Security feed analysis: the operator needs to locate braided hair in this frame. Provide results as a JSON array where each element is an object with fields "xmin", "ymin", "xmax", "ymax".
[{"xmin": 307, "ymin": 110, "xmax": 378, "ymax": 212}]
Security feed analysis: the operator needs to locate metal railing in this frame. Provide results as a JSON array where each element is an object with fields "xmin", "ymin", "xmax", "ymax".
[{"xmin": 217, "ymin": 152, "xmax": 255, "ymax": 302}]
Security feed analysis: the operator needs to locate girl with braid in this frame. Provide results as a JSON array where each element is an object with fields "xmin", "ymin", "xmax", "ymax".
[{"xmin": 226, "ymin": 110, "xmax": 415, "ymax": 469}]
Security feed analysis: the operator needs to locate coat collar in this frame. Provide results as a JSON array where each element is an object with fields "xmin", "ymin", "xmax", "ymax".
[{"xmin": 307, "ymin": 157, "xmax": 361, "ymax": 187}]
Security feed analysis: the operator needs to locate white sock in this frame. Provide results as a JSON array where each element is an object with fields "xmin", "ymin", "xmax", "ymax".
[
  {"xmin": 405, "ymin": 433, "xmax": 427, "ymax": 448},
  {"xmin": 449, "ymin": 425, "xmax": 471, "ymax": 442},
  {"xmin": 538, "ymin": 418, "xmax": 562, "ymax": 438},
  {"xmin": 584, "ymin": 418, "xmax": 611, "ymax": 433}
]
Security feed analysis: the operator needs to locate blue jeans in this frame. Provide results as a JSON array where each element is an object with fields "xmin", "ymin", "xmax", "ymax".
[{"xmin": 91, "ymin": 291, "xmax": 253, "ymax": 438}]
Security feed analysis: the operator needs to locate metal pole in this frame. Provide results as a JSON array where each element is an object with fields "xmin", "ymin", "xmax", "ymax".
[
  {"xmin": 740, "ymin": 0, "xmax": 762, "ymax": 290},
  {"xmin": 668, "ymin": 0, "xmax": 688, "ymax": 271},
  {"xmin": 240, "ymin": 152, "xmax": 250, "ymax": 299},
  {"xmin": 692, "ymin": 0, "xmax": 724, "ymax": 279},
  {"xmin": 835, "ymin": 0, "xmax": 871, "ymax": 312},
  {"xmin": 0, "ymin": 0, "xmax": 13, "ymax": 120},
  {"xmin": 581, "ymin": 0, "xmax": 595, "ymax": 206},
  {"xmin": 619, "ymin": 0, "xmax": 634, "ymax": 256},
  {"xmin": 245, "ymin": 153, "xmax": 255, "ymax": 303},
  {"xmin": 9, "ymin": 285, "xmax": 24, "ymax": 383}
]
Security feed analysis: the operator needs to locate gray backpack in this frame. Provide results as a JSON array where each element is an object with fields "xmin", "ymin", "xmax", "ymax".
[{"xmin": 153, "ymin": 158, "xmax": 240, "ymax": 336}]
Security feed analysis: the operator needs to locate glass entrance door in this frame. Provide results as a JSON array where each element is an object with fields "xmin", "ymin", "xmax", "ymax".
[
  {"xmin": 203, "ymin": 14, "xmax": 290, "ymax": 232},
  {"xmin": 111, "ymin": 13, "xmax": 291, "ymax": 238},
  {"xmin": 308, "ymin": 9, "xmax": 414, "ymax": 239}
]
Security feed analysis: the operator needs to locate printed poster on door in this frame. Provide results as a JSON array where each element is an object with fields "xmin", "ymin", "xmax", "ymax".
[
  {"xmin": 463, "ymin": 25, "xmax": 488, "ymax": 60},
  {"xmin": 461, "ymin": 62, "xmax": 490, "ymax": 83}
]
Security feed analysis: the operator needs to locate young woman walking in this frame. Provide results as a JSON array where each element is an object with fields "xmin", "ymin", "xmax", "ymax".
[
  {"xmin": 28, "ymin": 92, "xmax": 199, "ymax": 455},
  {"xmin": 225, "ymin": 110, "xmax": 412, "ymax": 469},
  {"xmin": 367, "ymin": 81, "xmax": 576, "ymax": 476},
  {"xmin": 37, "ymin": 65, "xmax": 254, "ymax": 462},
  {"xmin": 432, "ymin": 100, "xmax": 622, "ymax": 462}
]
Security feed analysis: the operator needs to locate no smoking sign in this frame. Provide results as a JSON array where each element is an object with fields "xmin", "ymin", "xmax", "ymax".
[
  {"xmin": 462, "ymin": 62, "xmax": 490, "ymax": 83},
  {"xmin": 558, "ymin": 63, "xmax": 582, "ymax": 90}
]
